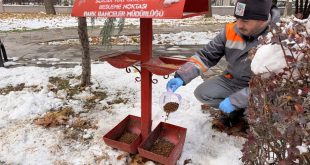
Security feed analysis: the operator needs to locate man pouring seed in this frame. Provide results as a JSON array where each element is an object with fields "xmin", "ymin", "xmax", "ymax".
[{"xmin": 166, "ymin": 0, "xmax": 280, "ymax": 128}]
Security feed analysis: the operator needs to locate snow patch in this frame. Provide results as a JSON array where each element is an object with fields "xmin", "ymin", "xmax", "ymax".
[
  {"xmin": 251, "ymin": 43, "xmax": 303, "ymax": 76},
  {"xmin": 164, "ymin": 0, "xmax": 180, "ymax": 5}
]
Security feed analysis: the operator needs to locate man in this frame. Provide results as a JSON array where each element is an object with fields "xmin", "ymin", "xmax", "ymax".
[{"xmin": 166, "ymin": 0, "xmax": 280, "ymax": 122}]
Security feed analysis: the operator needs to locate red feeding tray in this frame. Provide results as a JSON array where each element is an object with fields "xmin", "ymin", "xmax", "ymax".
[
  {"xmin": 99, "ymin": 52, "xmax": 140, "ymax": 68},
  {"xmin": 142, "ymin": 56, "xmax": 188, "ymax": 75},
  {"xmin": 138, "ymin": 122, "xmax": 187, "ymax": 165},
  {"xmin": 103, "ymin": 115, "xmax": 142, "ymax": 154}
]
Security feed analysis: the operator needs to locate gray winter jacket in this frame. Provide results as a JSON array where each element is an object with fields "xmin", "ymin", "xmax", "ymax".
[{"xmin": 176, "ymin": 6, "xmax": 280, "ymax": 109}]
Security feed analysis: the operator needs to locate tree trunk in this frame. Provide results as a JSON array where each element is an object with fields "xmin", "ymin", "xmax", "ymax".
[
  {"xmin": 300, "ymin": 0, "xmax": 304, "ymax": 13},
  {"xmin": 305, "ymin": 1, "xmax": 310, "ymax": 18},
  {"xmin": 0, "ymin": 0, "xmax": 4, "ymax": 13},
  {"xmin": 205, "ymin": 0, "xmax": 213, "ymax": 17},
  {"xmin": 304, "ymin": 0, "xmax": 309, "ymax": 16},
  {"xmin": 295, "ymin": 0, "xmax": 310, "ymax": 19},
  {"xmin": 284, "ymin": 0, "xmax": 293, "ymax": 17},
  {"xmin": 78, "ymin": 17, "xmax": 91, "ymax": 87},
  {"xmin": 44, "ymin": 0, "xmax": 56, "ymax": 15},
  {"xmin": 296, "ymin": 0, "xmax": 299, "ymax": 14}
]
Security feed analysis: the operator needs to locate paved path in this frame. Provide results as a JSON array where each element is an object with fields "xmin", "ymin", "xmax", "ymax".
[{"xmin": 0, "ymin": 24, "xmax": 227, "ymax": 74}]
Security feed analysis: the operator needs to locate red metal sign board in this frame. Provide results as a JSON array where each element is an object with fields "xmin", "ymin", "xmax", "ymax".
[{"xmin": 72, "ymin": 0, "xmax": 189, "ymax": 18}]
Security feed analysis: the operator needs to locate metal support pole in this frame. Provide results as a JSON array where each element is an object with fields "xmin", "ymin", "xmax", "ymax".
[
  {"xmin": 0, "ymin": 48, "xmax": 3, "ymax": 67},
  {"xmin": 140, "ymin": 18, "xmax": 153, "ymax": 141},
  {"xmin": 0, "ymin": 40, "xmax": 8, "ymax": 62}
]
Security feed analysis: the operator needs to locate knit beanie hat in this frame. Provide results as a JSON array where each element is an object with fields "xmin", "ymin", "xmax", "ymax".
[{"xmin": 234, "ymin": 0, "xmax": 272, "ymax": 21}]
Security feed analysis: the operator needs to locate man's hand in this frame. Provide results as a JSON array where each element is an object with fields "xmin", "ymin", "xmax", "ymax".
[
  {"xmin": 219, "ymin": 97, "xmax": 235, "ymax": 113},
  {"xmin": 166, "ymin": 77, "xmax": 184, "ymax": 92}
]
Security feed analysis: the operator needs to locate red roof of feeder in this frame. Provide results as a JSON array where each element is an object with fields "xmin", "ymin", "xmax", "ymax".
[{"xmin": 71, "ymin": 0, "xmax": 209, "ymax": 19}]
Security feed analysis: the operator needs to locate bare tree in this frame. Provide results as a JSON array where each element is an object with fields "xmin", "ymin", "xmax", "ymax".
[
  {"xmin": 295, "ymin": 0, "xmax": 310, "ymax": 18},
  {"xmin": 78, "ymin": 17, "xmax": 91, "ymax": 87},
  {"xmin": 78, "ymin": 17, "xmax": 125, "ymax": 86},
  {"xmin": 44, "ymin": 0, "xmax": 56, "ymax": 15}
]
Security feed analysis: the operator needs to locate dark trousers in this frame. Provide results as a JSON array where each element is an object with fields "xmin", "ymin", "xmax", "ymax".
[{"xmin": 194, "ymin": 75, "xmax": 247, "ymax": 108}]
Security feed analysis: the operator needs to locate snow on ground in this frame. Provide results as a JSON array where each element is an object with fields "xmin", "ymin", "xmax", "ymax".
[
  {"xmin": 0, "ymin": 13, "xmax": 235, "ymax": 32},
  {"xmin": 152, "ymin": 31, "xmax": 217, "ymax": 45},
  {"xmin": 0, "ymin": 61, "xmax": 245, "ymax": 165}
]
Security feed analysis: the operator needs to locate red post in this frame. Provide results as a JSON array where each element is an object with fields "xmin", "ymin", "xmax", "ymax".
[{"xmin": 140, "ymin": 18, "xmax": 153, "ymax": 141}]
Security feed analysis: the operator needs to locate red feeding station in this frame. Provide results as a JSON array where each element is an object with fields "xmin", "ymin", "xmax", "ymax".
[{"xmin": 71, "ymin": 0, "xmax": 209, "ymax": 164}]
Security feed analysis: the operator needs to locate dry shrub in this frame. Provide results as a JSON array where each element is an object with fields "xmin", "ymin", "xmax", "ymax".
[
  {"xmin": 48, "ymin": 76, "xmax": 85, "ymax": 99},
  {"xmin": 34, "ymin": 106, "xmax": 74, "ymax": 127},
  {"xmin": 0, "ymin": 83, "xmax": 39, "ymax": 94},
  {"xmin": 70, "ymin": 117, "xmax": 98, "ymax": 130},
  {"xmin": 83, "ymin": 91, "xmax": 108, "ymax": 109},
  {"xmin": 242, "ymin": 19, "xmax": 310, "ymax": 164}
]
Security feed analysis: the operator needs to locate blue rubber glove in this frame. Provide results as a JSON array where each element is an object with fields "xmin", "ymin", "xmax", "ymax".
[
  {"xmin": 219, "ymin": 97, "xmax": 235, "ymax": 113},
  {"xmin": 166, "ymin": 77, "xmax": 184, "ymax": 92}
]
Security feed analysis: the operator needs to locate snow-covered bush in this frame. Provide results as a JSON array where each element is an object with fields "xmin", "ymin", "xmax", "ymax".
[{"xmin": 242, "ymin": 18, "xmax": 310, "ymax": 164}]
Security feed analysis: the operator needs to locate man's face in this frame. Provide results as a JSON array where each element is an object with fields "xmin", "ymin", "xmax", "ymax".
[{"xmin": 236, "ymin": 18, "xmax": 268, "ymax": 36}]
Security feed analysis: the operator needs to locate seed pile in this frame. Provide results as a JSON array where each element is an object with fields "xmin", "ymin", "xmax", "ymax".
[
  {"xmin": 163, "ymin": 102, "xmax": 179, "ymax": 113},
  {"xmin": 150, "ymin": 138, "xmax": 175, "ymax": 157},
  {"xmin": 118, "ymin": 132, "xmax": 138, "ymax": 144}
]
